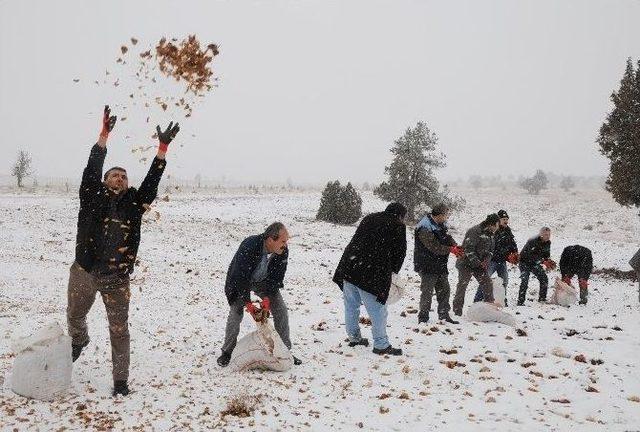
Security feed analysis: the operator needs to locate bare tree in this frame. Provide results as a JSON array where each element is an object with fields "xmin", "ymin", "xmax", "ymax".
[{"xmin": 12, "ymin": 150, "xmax": 33, "ymax": 188}]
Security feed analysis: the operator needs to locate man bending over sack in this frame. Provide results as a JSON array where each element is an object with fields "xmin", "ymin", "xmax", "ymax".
[
  {"xmin": 217, "ymin": 222, "xmax": 302, "ymax": 367},
  {"xmin": 452, "ymin": 213, "xmax": 501, "ymax": 316},
  {"xmin": 68, "ymin": 106, "xmax": 179, "ymax": 396},
  {"xmin": 560, "ymin": 245, "xmax": 593, "ymax": 305},
  {"xmin": 333, "ymin": 203, "xmax": 407, "ymax": 356},
  {"xmin": 518, "ymin": 227, "xmax": 555, "ymax": 305}
]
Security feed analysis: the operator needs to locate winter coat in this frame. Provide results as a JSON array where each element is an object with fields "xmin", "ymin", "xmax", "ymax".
[
  {"xmin": 333, "ymin": 210, "xmax": 407, "ymax": 304},
  {"xmin": 75, "ymin": 144, "xmax": 166, "ymax": 275},
  {"xmin": 456, "ymin": 224, "xmax": 495, "ymax": 271},
  {"xmin": 519, "ymin": 236, "xmax": 551, "ymax": 266},
  {"xmin": 414, "ymin": 215, "xmax": 456, "ymax": 275},
  {"xmin": 225, "ymin": 234, "xmax": 289, "ymax": 304},
  {"xmin": 560, "ymin": 245, "xmax": 593, "ymax": 280},
  {"xmin": 491, "ymin": 225, "xmax": 518, "ymax": 263}
]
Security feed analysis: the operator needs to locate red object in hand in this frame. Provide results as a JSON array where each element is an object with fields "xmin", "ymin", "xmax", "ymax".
[
  {"xmin": 261, "ymin": 297, "xmax": 271, "ymax": 311},
  {"xmin": 578, "ymin": 279, "xmax": 588, "ymax": 289},
  {"xmin": 100, "ymin": 105, "xmax": 116, "ymax": 138},
  {"xmin": 245, "ymin": 302, "xmax": 258, "ymax": 315},
  {"xmin": 158, "ymin": 141, "xmax": 169, "ymax": 153},
  {"xmin": 542, "ymin": 259, "xmax": 556, "ymax": 270},
  {"xmin": 562, "ymin": 275, "xmax": 573, "ymax": 285},
  {"xmin": 506, "ymin": 252, "xmax": 519, "ymax": 264},
  {"xmin": 450, "ymin": 245, "xmax": 464, "ymax": 258}
]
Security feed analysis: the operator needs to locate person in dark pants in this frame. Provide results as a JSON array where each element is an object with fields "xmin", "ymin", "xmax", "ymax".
[
  {"xmin": 473, "ymin": 209, "xmax": 518, "ymax": 305},
  {"xmin": 414, "ymin": 204, "xmax": 463, "ymax": 324},
  {"xmin": 452, "ymin": 214, "xmax": 500, "ymax": 316},
  {"xmin": 517, "ymin": 227, "xmax": 555, "ymax": 305},
  {"xmin": 68, "ymin": 105, "xmax": 179, "ymax": 396},
  {"xmin": 217, "ymin": 223, "xmax": 301, "ymax": 367},
  {"xmin": 333, "ymin": 203, "xmax": 407, "ymax": 356},
  {"xmin": 631, "ymin": 249, "xmax": 640, "ymax": 303},
  {"xmin": 560, "ymin": 245, "xmax": 593, "ymax": 305}
]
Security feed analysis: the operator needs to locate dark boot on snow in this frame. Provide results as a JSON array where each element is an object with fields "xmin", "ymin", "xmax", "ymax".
[
  {"xmin": 440, "ymin": 314, "xmax": 459, "ymax": 324},
  {"xmin": 71, "ymin": 340, "xmax": 89, "ymax": 362},
  {"xmin": 113, "ymin": 380, "xmax": 129, "ymax": 397},
  {"xmin": 373, "ymin": 346, "xmax": 402, "ymax": 356},
  {"xmin": 348, "ymin": 338, "xmax": 369, "ymax": 347},
  {"xmin": 217, "ymin": 351, "xmax": 231, "ymax": 367}
]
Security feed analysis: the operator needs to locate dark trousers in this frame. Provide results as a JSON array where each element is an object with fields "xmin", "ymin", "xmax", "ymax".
[
  {"xmin": 474, "ymin": 261, "xmax": 508, "ymax": 303},
  {"xmin": 66, "ymin": 262, "xmax": 130, "ymax": 381},
  {"xmin": 418, "ymin": 272, "xmax": 451, "ymax": 320},
  {"xmin": 221, "ymin": 288, "xmax": 292, "ymax": 355},
  {"xmin": 453, "ymin": 266, "xmax": 494, "ymax": 315},
  {"xmin": 518, "ymin": 262, "xmax": 548, "ymax": 303}
]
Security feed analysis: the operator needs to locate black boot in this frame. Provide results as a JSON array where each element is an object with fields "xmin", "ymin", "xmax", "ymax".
[
  {"xmin": 579, "ymin": 288, "xmax": 588, "ymax": 305},
  {"xmin": 373, "ymin": 345, "xmax": 402, "ymax": 356},
  {"xmin": 538, "ymin": 285, "xmax": 548, "ymax": 302},
  {"xmin": 217, "ymin": 351, "xmax": 231, "ymax": 367},
  {"xmin": 517, "ymin": 286, "xmax": 527, "ymax": 306},
  {"xmin": 348, "ymin": 338, "xmax": 369, "ymax": 347},
  {"xmin": 113, "ymin": 380, "xmax": 129, "ymax": 396},
  {"xmin": 293, "ymin": 356, "xmax": 302, "ymax": 365},
  {"xmin": 71, "ymin": 340, "xmax": 89, "ymax": 362},
  {"xmin": 440, "ymin": 314, "xmax": 459, "ymax": 324},
  {"xmin": 418, "ymin": 313, "xmax": 429, "ymax": 324}
]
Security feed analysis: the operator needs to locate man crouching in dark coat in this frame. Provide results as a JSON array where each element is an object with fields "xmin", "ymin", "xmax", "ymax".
[
  {"xmin": 217, "ymin": 222, "xmax": 301, "ymax": 367},
  {"xmin": 333, "ymin": 203, "xmax": 407, "ymax": 356}
]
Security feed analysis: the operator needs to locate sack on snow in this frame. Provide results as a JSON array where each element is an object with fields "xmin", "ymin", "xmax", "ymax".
[
  {"xmin": 492, "ymin": 276, "xmax": 506, "ymax": 307},
  {"xmin": 386, "ymin": 273, "xmax": 406, "ymax": 305},
  {"xmin": 10, "ymin": 322, "xmax": 72, "ymax": 401},
  {"xmin": 228, "ymin": 320, "xmax": 293, "ymax": 372},
  {"xmin": 466, "ymin": 302, "xmax": 517, "ymax": 327},
  {"xmin": 548, "ymin": 278, "xmax": 578, "ymax": 306}
]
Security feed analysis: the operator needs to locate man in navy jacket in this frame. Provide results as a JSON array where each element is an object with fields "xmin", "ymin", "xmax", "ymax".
[{"xmin": 217, "ymin": 222, "xmax": 301, "ymax": 367}]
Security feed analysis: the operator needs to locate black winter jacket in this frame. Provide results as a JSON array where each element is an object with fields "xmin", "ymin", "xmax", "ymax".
[
  {"xmin": 560, "ymin": 245, "xmax": 593, "ymax": 280},
  {"xmin": 225, "ymin": 234, "xmax": 288, "ymax": 304},
  {"xmin": 491, "ymin": 225, "xmax": 518, "ymax": 263},
  {"xmin": 75, "ymin": 144, "xmax": 166, "ymax": 274},
  {"xmin": 333, "ymin": 210, "xmax": 406, "ymax": 304},
  {"xmin": 519, "ymin": 236, "xmax": 551, "ymax": 266}
]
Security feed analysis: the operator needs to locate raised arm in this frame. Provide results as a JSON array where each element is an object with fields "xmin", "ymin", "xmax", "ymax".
[
  {"xmin": 80, "ymin": 106, "xmax": 116, "ymax": 201},
  {"xmin": 136, "ymin": 122, "xmax": 180, "ymax": 209}
]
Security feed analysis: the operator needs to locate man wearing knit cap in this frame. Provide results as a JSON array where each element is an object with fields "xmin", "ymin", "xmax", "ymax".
[
  {"xmin": 517, "ymin": 227, "xmax": 554, "ymax": 305},
  {"xmin": 452, "ymin": 214, "xmax": 501, "ymax": 316},
  {"xmin": 473, "ymin": 209, "xmax": 518, "ymax": 305}
]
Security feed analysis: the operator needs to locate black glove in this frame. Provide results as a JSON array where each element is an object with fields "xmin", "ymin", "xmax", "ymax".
[
  {"xmin": 156, "ymin": 122, "xmax": 180, "ymax": 145},
  {"xmin": 101, "ymin": 105, "xmax": 117, "ymax": 137}
]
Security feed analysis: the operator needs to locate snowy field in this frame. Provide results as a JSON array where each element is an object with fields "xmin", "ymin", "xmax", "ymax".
[{"xmin": 1, "ymin": 187, "xmax": 639, "ymax": 431}]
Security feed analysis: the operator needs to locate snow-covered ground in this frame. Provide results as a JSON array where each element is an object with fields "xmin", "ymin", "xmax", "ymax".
[{"xmin": 1, "ymin": 187, "xmax": 639, "ymax": 431}]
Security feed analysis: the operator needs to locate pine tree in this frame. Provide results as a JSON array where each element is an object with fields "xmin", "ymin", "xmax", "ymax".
[
  {"xmin": 317, "ymin": 181, "xmax": 362, "ymax": 224},
  {"xmin": 12, "ymin": 150, "xmax": 32, "ymax": 188},
  {"xmin": 597, "ymin": 58, "xmax": 640, "ymax": 209},
  {"xmin": 519, "ymin": 169, "xmax": 548, "ymax": 195},
  {"xmin": 374, "ymin": 121, "xmax": 457, "ymax": 221}
]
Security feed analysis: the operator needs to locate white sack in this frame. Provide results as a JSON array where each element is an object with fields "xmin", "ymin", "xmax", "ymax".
[
  {"xmin": 466, "ymin": 302, "xmax": 517, "ymax": 327},
  {"xmin": 386, "ymin": 273, "xmax": 406, "ymax": 305},
  {"xmin": 548, "ymin": 278, "xmax": 578, "ymax": 306},
  {"xmin": 228, "ymin": 320, "xmax": 293, "ymax": 372},
  {"xmin": 492, "ymin": 277, "xmax": 506, "ymax": 307},
  {"xmin": 10, "ymin": 322, "xmax": 72, "ymax": 401}
]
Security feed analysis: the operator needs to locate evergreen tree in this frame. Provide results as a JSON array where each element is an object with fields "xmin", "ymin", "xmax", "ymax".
[
  {"xmin": 519, "ymin": 169, "xmax": 548, "ymax": 195},
  {"xmin": 374, "ymin": 121, "xmax": 456, "ymax": 221},
  {"xmin": 12, "ymin": 150, "xmax": 32, "ymax": 188},
  {"xmin": 597, "ymin": 58, "xmax": 640, "ymax": 209},
  {"xmin": 316, "ymin": 181, "xmax": 362, "ymax": 224},
  {"xmin": 560, "ymin": 176, "xmax": 575, "ymax": 192}
]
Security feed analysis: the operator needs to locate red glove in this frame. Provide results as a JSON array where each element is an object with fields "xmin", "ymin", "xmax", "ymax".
[
  {"xmin": 561, "ymin": 275, "xmax": 573, "ymax": 285},
  {"xmin": 578, "ymin": 279, "xmax": 588, "ymax": 290},
  {"xmin": 450, "ymin": 245, "xmax": 464, "ymax": 258},
  {"xmin": 506, "ymin": 252, "xmax": 519, "ymax": 265},
  {"xmin": 261, "ymin": 297, "xmax": 271, "ymax": 311},
  {"xmin": 542, "ymin": 259, "xmax": 556, "ymax": 271},
  {"xmin": 100, "ymin": 105, "xmax": 117, "ymax": 139},
  {"xmin": 245, "ymin": 302, "xmax": 258, "ymax": 316}
]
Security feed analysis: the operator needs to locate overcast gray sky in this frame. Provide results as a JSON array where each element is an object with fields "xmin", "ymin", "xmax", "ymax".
[{"xmin": 1, "ymin": 0, "xmax": 639, "ymax": 184}]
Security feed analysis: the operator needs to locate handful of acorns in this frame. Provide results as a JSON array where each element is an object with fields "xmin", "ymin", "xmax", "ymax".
[{"xmin": 250, "ymin": 303, "xmax": 270, "ymax": 323}]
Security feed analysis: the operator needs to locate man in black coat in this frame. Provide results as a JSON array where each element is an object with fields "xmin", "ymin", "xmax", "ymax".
[
  {"xmin": 217, "ymin": 222, "xmax": 301, "ymax": 367},
  {"xmin": 333, "ymin": 203, "xmax": 407, "ymax": 356},
  {"xmin": 560, "ymin": 245, "xmax": 593, "ymax": 305},
  {"xmin": 517, "ymin": 227, "xmax": 555, "ymax": 305},
  {"xmin": 67, "ymin": 106, "xmax": 179, "ymax": 396},
  {"xmin": 473, "ymin": 209, "xmax": 518, "ymax": 305},
  {"xmin": 414, "ymin": 204, "xmax": 462, "ymax": 324},
  {"xmin": 452, "ymin": 214, "xmax": 500, "ymax": 316}
]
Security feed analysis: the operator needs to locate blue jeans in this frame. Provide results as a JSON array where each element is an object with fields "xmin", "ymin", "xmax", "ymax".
[
  {"xmin": 343, "ymin": 280, "xmax": 390, "ymax": 350},
  {"xmin": 473, "ymin": 261, "xmax": 508, "ymax": 302}
]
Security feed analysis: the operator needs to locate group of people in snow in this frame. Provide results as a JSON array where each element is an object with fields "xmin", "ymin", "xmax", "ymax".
[{"xmin": 65, "ymin": 106, "xmax": 636, "ymax": 396}]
